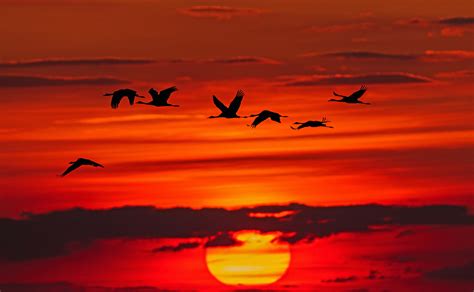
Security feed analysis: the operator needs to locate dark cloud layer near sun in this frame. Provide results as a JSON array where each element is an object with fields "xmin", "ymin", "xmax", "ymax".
[
  {"xmin": 0, "ymin": 58, "xmax": 155, "ymax": 69},
  {"xmin": 179, "ymin": 5, "xmax": 263, "ymax": 20},
  {"xmin": 424, "ymin": 261, "xmax": 474, "ymax": 280},
  {"xmin": 283, "ymin": 72, "xmax": 430, "ymax": 86},
  {"xmin": 438, "ymin": 17, "xmax": 474, "ymax": 26},
  {"xmin": 0, "ymin": 75, "xmax": 128, "ymax": 87},
  {"xmin": 1, "ymin": 203, "xmax": 472, "ymax": 261}
]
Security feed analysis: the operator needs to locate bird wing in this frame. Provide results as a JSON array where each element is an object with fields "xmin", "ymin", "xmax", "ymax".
[
  {"xmin": 127, "ymin": 94, "xmax": 136, "ymax": 105},
  {"xmin": 159, "ymin": 86, "xmax": 178, "ymax": 102},
  {"xmin": 60, "ymin": 162, "xmax": 82, "ymax": 177},
  {"xmin": 228, "ymin": 89, "xmax": 244, "ymax": 114},
  {"xmin": 348, "ymin": 85, "xmax": 367, "ymax": 100},
  {"xmin": 111, "ymin": 92, "xmax": 124, "ymax": 109},
  {"xmin": 251, "ymin": 113, "xmax": 268, "ymax": 127},
  {"xmin": 212, "ymin": 95, "xmax": 228, "ymax": 113},
  {"xmin": 149, "ymin": 88, "xmax": 161, "ymax": 102},
  {"xmin": 270, "ymin": 113, "xmax": 282, "ymax": 123},
  {"xmin": 78, "ymin": 158, "xmax": 104, "ymax": 168}
]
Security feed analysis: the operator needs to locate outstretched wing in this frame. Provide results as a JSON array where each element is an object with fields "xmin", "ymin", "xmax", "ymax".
[
  {"xmin": 212, "ymin": 95, "xmax": 228, "ymax": 113},
  {"xmin": 348, "ymin": 85, "xmax": 367, "ymax": 100},
  {"xmin": 270, "ymin": 114, "xmax": 282, "ymax": 123},
  {"xmin": 111, "ymin": 93, "xmax": 124, "ymax": 109},
  {"xmin": 228, "ymin": 89, "xmax": 244, "ymax": 114},
  {"xmin": 60, "ymin": 162, "xmax": 81, "ymax": 177},
  {"xmin": 250, "ymin": 114, "xmax": 268, "ymax": 128},
  {"xmin": 78, "ymin": 158, "xmax": 104, "ymax": 168},
  {"xmin": 127, "ymin": 94, "xmax": 136, "ymax": 105},
  {"xmin": 159, "ymin": 86, "xmax": 178, "ymax": 102}
]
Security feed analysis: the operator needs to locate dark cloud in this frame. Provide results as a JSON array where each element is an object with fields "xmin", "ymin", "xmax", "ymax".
[
  {"xmin": 152, "ymin": 241, "xmax": 200, "ymax": 253},
  {"xmin": 438, "ymin": 17, "xmax": 474, "ymax": 26},
  {"xmin": 204, "ymin": 232, "xmax": 243, "ymax": 247},
  {"xmin": 0, "ymin": 58, "xmax": 155, "ymax": 69},
  {"xmin": 321, "ymin": 276, "xmax": 358, "ymax": 283},
  {"xmin": 0, "ymin": 75, "xmax": 128, "ymax": 87},
  {"xmin": 425, "ymin": 261, "xmax": 474, "ymax": 280},
  {"xmin": 283, "ymin": 72, "xmax": 430, "ymax": 86},
  {"xmin": 0, "ymin": 282, "xmax": 164, "ymax": 292},
  {"xmin": 311, "ymin": 51, "xmax": 417, "ymax": 61},
  {"xmin": 0, "ymin": 203, "xmax": 472, "ymax": 261},
  {"xmin": 179, "ymin": 6, "xmax": 263, "ymax": 20}
]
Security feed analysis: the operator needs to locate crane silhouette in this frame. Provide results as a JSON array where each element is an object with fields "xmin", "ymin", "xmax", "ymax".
[
  {"xmin": 247, "ymin": 110, "xmax": 288, "ymax": 128},
  {"xmin": 329, "ymin": 85, "xmax": 370, "ymax": 105},
  {"xmin": 104, "ymin": 88, "xmax": 145, "ymax": 109},
  {"xmin": 291, "ymin": 117, "xmax": 334, "ymax": 130},
  {"xmin": 137, "ymin": 86, "xmax": 179, "ymax": 107},
  {"xmin": 60, "ymin": 158, "xmax": 104, "ymax": 177},
  {"xmin": 209, "ymin": 89, "xmax": 245, "ymax": 119}
]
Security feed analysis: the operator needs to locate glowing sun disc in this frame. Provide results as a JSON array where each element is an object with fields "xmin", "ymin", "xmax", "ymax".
[{"xmin": 205, "ymin": 231, "xmax": 291, "ymax": 286}]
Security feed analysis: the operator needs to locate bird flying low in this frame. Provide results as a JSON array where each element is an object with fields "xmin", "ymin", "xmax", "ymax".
[
  {"xmin": 247, "ymin": 110, "xmax": 288, "ymax": 128},
  {"xmin": 137, "ymin": 86, "xmax": 179, "ymax": 107},
  {"xmin": 60, "ymin": 158, "xmax": 104, "ymax": 177},
  {"xmin": 104, "ymin": 88, "xmax": 145, "ymax": 109},
  {"xmin": 291, "ymin": 117, "xmax": 334, "ymax": 130},
  {"xmin": 329, "ymin": 85, "xmax": 370, "ymax": 105},
  {"xmin": 209, "ymin": 89, "xmax": 245, "ymax": 119}
]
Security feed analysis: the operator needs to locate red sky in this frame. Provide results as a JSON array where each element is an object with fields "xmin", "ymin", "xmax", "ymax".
[{"xmin": 0, "ymin": 0, "xmax": 473, "ymax": 290}]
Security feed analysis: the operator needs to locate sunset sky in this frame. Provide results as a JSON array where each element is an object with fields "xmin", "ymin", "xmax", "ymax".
[{"xmin": 0, "ymin": 0, "xmax": 473, "ymax": 291}]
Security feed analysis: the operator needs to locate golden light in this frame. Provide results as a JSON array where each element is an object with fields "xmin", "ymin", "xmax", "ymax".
[{"xmin": 205, "ymin": 231, "xmax": 291, "ymax": 286}]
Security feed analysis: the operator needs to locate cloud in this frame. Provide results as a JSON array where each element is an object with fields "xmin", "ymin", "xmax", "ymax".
[
  {"xmin": 422, "ymin": 50, "xmax": 474, "ymax": 62},
  {"xmin": 304, "ymin": 51, "xmax": 417, "ymax": 61},
  {"xmin": 168, "ymin": 56, "xmax": 280, "ymax": 65},
  {"xmin": 0, "ymin": 203, "xmax": 472, "ymax": 261},
  {"xmin": 152, "ymin": 241, "xmax": 200, "ymax": 253},
  {"xmin": 435, "ymin": 70, "xmax": 474, "ymax": 79},
  {"xmin": 0, "ymin": 75, "xmax": 128, "ymax": 87},
  {"xmin": 204, "ymin": 232, "xmax": 243, "ymax": 247},
  {"xmin": 179, "ymin": 6, "xmax": 263, "ymax": 20},
  {"xmin": 0, "ymin": 58, "xmax": 155, "ymax": 69},
  {"xmin": 424, "ymin": 261, "xmax": 474, "ymax": 280},
  {"xmin": 438, "ymin": 17, "xmax": 474, "ymax": 26},
  {"xmin": 321, "ymin": 276, "xmax": 358, "ymax": 283},
  {"xmin": 283, "ymin": 72, "xmax": 431, "ymax": 86}
]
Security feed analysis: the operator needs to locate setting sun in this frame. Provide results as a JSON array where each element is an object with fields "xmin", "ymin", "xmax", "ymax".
[{"xmin": 206, "ymin": 231, "xmax": 290, "ymax": 286}]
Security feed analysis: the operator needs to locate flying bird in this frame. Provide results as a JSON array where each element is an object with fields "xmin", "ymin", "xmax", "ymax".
[
  {"xmin": 329, "ymin": 85, "xmax": 370, "ymax": 105},
  {"xmin": 247, "ymin": 110, "xmax": 288, "ymax": 128},
  {"xmin": 137, "ymin": 86, "xmax": 179, "ymax": 107},
  {"xmin": 104, "ymin": 88, "xmax": 145, "ymax": 109},
  {"xmin": 209, "ymin": 89, "xmax": 245, "ymax": 119},
  {"xmin": 291, "ymin": 117, "xmax": 334, "ymax": 130},
  {"xmin": 60, "ymin": 158, "xmax": 104, "ymax": 177}
]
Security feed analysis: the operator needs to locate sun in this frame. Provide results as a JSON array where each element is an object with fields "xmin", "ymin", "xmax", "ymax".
[{"xmin": 205, "ymin": 230, "xmax": 291, "ymax": 286}]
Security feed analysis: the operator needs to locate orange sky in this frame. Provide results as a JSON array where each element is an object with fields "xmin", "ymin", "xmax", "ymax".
[{"xmin": 0, "ymin": 0, "xmax": 473, "ymax": 290}]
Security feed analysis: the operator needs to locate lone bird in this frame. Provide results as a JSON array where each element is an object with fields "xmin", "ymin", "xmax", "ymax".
[
  {"xmin": 247, "ymin": 110, "xmax": 288, "ymax": 128},
  {"xmin": 209, "ymin": 89, "xmax": 244, "ymax": 119},
  {"xmin": 137, "ymin": 86, "xmax": 179, "ymax": 107},
  {"xmin": 291, "ymin": 117, "xmax": 334, "ymax": 130},
  {"xmin": 60, "ymin": 158, "xmax": 104, "ymax": 177},
  {"xmin": 329, "ymin": 85, "xmax": 370, "ymax": 105},
  {"xmin": 104, "ymin": 88, "xmax": 145, "ymax": 109}
]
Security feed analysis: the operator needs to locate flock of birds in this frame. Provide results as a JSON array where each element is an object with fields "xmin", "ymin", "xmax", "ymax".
[{"xmin": 60, "ymin": 85, "xmax": 370, "ymax": 176}]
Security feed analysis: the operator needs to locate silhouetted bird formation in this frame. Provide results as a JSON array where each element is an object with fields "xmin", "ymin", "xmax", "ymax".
[
  {"xmin": 291, "ymin": 117, "xmax": 334, "ymax": 130},
  {"xmin": 209, "ymin": 89, "xmax": 245, "ymax": 119},
  {"xmin": 63, "ymin": 85, "xmax": 370, "ymax": 176},
  {"xmin": 60, "ymin": 158, "xmax": 104, "ymax": 177},
  {"xmin": 330, "ymin": 85, "xmax": 370, "ymax": 105},
  {"xmin": 247, "ymin": 110, "xmax": 288, "ymax": 128},
  {"xmin": 137, "ymin": 86, "xmax": 179, "ymax": 107},
  {"xmin": 104, "ymin": 88, "xmax": 145, "ymax": 109}
]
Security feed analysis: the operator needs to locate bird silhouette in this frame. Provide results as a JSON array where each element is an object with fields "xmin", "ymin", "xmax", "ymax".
[
  {"xmin": 104, "ymin": 88, "xmax": 145, "ymax": 109},
  {"xmin": 60, "ymin": 158, "xmax": 104, "ymax": 177},
  {"xmin": 209, "ymin": 89, "xmax": 245, "ymax": 118},
  {"xmin": 329, "ymin": 85, "xmax": 370, "ymax": 105},
  {"xmin": 247, "ymin": 110, "xmax": 288, "ymax": 128},
  {"xmin": 291, "ymin": 117, "xmax": 334, "ymax": 130},
  {"xmin": 137, "ymin": 86, "xmax": 179, "ymax": 107}
]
